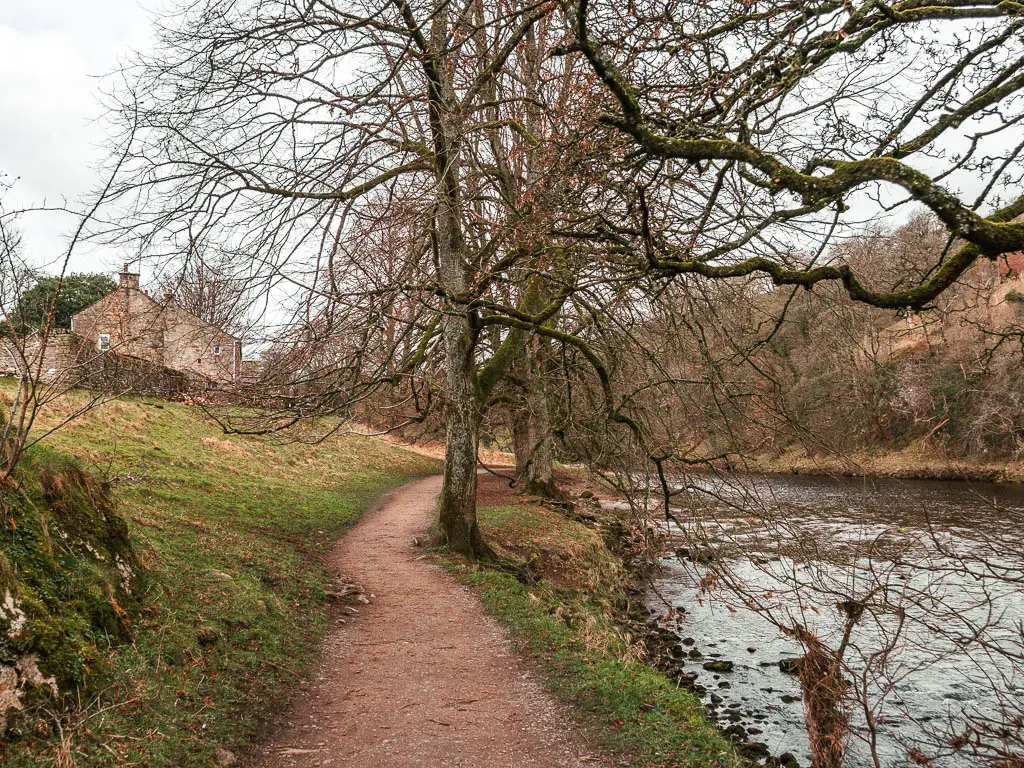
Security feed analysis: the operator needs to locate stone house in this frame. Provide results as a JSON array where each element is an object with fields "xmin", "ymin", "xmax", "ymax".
[{"xmin": 70, "ymin": 266, "xmax": 243, "ymax": 385}]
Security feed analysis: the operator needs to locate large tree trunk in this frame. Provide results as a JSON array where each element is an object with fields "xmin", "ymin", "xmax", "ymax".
[
  {"xmin": 436, "ymin": 311, "xmax": 493, "ymax": 559},
  {"xmin": 511, "ymin": 405, "xmax": 532, "ymax": 478},
  {"xmin": 428, "ymin": 37, "xmax": 492, "ymax": 557},
  {"xmin": 512, "ymin": 336, "xmax": 561, "ymax": 499},
  {"xmin": 520, "ymin": 371, "xmax": 560, "ymax": 499}
]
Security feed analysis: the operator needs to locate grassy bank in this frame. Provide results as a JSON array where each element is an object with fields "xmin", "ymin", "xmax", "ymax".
[
  {"xmin": 2, "ymin": 392, "xmax": 439, "ymax": 767},
  {"xmin": 744, "ymin": 442, "xmax": 1024, "ymax": 483},
  {"xmin": 443, "ymin": 478, "xmax": 742, "ymax": 768}
]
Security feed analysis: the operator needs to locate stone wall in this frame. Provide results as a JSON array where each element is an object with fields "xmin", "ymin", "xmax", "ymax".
[{"xmin": 0, "ymin": 331, "xmax": 188, "ymax": 397}]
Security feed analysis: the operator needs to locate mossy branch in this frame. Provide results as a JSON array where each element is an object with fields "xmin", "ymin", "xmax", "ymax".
[{"xmin": 562, "ymin": 0, "xmax": 1024, "ymax": 303}]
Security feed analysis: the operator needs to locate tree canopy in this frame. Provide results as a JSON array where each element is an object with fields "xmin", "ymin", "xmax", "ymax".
[{"xmin": 11, "ymin": 273, "xmax": 116, "ymax": 333}]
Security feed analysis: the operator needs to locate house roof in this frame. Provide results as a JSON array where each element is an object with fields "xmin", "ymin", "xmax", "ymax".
[{"xmin": 72, "ymin": 277, "xmax": 241, "ymax": 343}]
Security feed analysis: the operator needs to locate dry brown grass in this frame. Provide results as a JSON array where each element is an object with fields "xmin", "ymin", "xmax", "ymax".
[
  {"xmin": 751, "ymin": 442, "xmax": 1024, "ymax": 483},
  {"xmin": 199, "ymin": 436, "xmax": 253, "ymax": 458},
  {"xmin": 348, "ymin": 423, "xmax": 514, "ymax": 466}
]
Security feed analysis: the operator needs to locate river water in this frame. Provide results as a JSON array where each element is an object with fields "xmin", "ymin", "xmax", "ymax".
[{"xmin": 644, "ymin": 473, "xmax": 1024, "ymax": 767}]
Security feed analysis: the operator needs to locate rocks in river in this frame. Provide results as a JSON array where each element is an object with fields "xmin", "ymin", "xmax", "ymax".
[
  {"xmin": 781, "ymin": 694, "xmax": 801, "ymax": 704},
  {"xmin": 676, "ymin": 546, "xmax": 716, "ymax": 564},
  {"xmin": 718, "ymin": 681, "xmax": 731, "ymax": 688},
  {"xmin": 702, "ymin": 660, "xmax": 734, "ymax": 672},
  {"xmin": 710, "ymin": 693, "xmax": 723, "ymax": 705},
  {"xmin": 726, "ymin": 710, "xmax": 742, "ymax": 723},
  {"xmin": 747, "ymin": 646, "xmax": 757, "ymax": 653},
  {"xmin": 682, "ymin": 636, "xmax": 696, "ymax": 646},
  {"xmin": 779, "ymin": 657, "xmax": 804, "ymax": 674},
  {"xmin": 779, "ymin": 752, "xmax": 801, "ymax": 768},
  {"xmin": 723, "ymin": 724, "xmax": 746, "ymax": 741},
  {"xmin": 677, "ymin": 672, "xmax": 699, "ymax": 692},
  {"xmin": 747, "ymin": 726, "xmax": 763, "ymax": 735},
  {"xmin": 669, "ymin": 644, "xmax": 686, "ymax": 659},
  {"xmin": 738, "ymin": 741, "xmax": 772, "ymax": 759},
  {"xmin": 688, "ymin": 649, "xmax": 704, "ymax": 660}
]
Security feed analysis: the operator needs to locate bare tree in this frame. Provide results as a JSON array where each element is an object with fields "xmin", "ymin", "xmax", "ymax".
[
  {"xmin": 0, "ymin": 181, "xmax": 124, "ymax": 476},
  {"xmin": 103, "ymin": 0, "xmax": 619, "ymax": 558},
  {"xmin": 473, "ymin": 7, "xmax": 1024, "ymax": 758},
  {"xmin": 560, "ymin": 0, "xmax": 1024, "ymax": 303},
  {"xmin": 156, "ymin": 249, "xmax": 251, "ymax": 333}
]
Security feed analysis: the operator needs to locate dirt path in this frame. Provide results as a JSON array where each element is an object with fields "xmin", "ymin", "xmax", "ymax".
[{"xmin": 252, "ymin": 475, "xmax": 605, "ymax": 768}]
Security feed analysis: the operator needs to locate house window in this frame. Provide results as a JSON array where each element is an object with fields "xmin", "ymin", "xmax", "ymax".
[
  {"xmin": 213, "ymin": 345, "xmax": 223, "ymax": 356},
  {"xmin": 99, "ymin": 333, "xmax": 110, "ymax": 351}
]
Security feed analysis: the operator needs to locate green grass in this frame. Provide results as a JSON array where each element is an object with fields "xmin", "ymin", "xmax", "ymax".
[
  {"xmin": 1, "ymin": 391, "xmax": 440, "ymax": 767},
  {"xmin": 444, "ymin": 498, "xmax": 744, "ymax": 768}
]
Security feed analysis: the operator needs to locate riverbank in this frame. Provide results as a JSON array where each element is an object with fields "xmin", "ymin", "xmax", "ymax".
[
  {"xmin": 738, "ymin": 444, "xmax": 1024, "ymax": 484},
  {"xmin": 443, "ymin": 474, "xmax": 744, "ymax": 768},
  {"xmin": 642, "ymin": 465, "xmax": 1024, "ymax": 767},
  {"xmin": 1, "ymin": 393, "xmax": 440, "ymax": 767}
]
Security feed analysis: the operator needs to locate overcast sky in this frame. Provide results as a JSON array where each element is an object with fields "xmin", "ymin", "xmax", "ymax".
[{"xmin": 0, "ymin": 1, "xmax": 154, "ymax": 276}]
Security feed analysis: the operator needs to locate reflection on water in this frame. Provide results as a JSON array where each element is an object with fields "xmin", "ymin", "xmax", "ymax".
[{"xmin": 645, "ymin": 473, "xmax": 1024, "ymax": 766}]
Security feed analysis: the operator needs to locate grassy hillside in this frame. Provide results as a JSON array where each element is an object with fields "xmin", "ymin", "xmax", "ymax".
[{"xmin": 1, "ymin": 391, "xmax": 439, "ymax": 767}]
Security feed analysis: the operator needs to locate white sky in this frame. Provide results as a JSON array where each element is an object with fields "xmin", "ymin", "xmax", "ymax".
[{"xmin": 0, "ymin": 1, "xmax": 154, "ymax": 277}]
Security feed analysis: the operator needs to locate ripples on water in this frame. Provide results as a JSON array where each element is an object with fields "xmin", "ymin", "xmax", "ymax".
[{"xmin": 644, "ymin": 474, "xmax": 1024, "ymax": 766}]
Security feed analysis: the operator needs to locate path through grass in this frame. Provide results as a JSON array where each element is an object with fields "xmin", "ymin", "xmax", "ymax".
[{"xmin": 3, "ymin": 392, "xmax": 439, "ymax": 767}]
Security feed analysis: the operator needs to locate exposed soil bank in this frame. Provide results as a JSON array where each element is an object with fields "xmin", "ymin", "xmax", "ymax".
[{"xmin": 252, "ymin": 475, "xmax": 606, "ymax": 768}]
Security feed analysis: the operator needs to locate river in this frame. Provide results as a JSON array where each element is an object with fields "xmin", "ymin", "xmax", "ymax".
[{"xmin": 644, "ymin": 472, "xmax": 1024, "ymax": 767}]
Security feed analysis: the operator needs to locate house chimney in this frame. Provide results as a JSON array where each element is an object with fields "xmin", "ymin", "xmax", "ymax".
[{"xmin": 119, "ymin": 264, "xmax": 140, "ymax": 291}]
